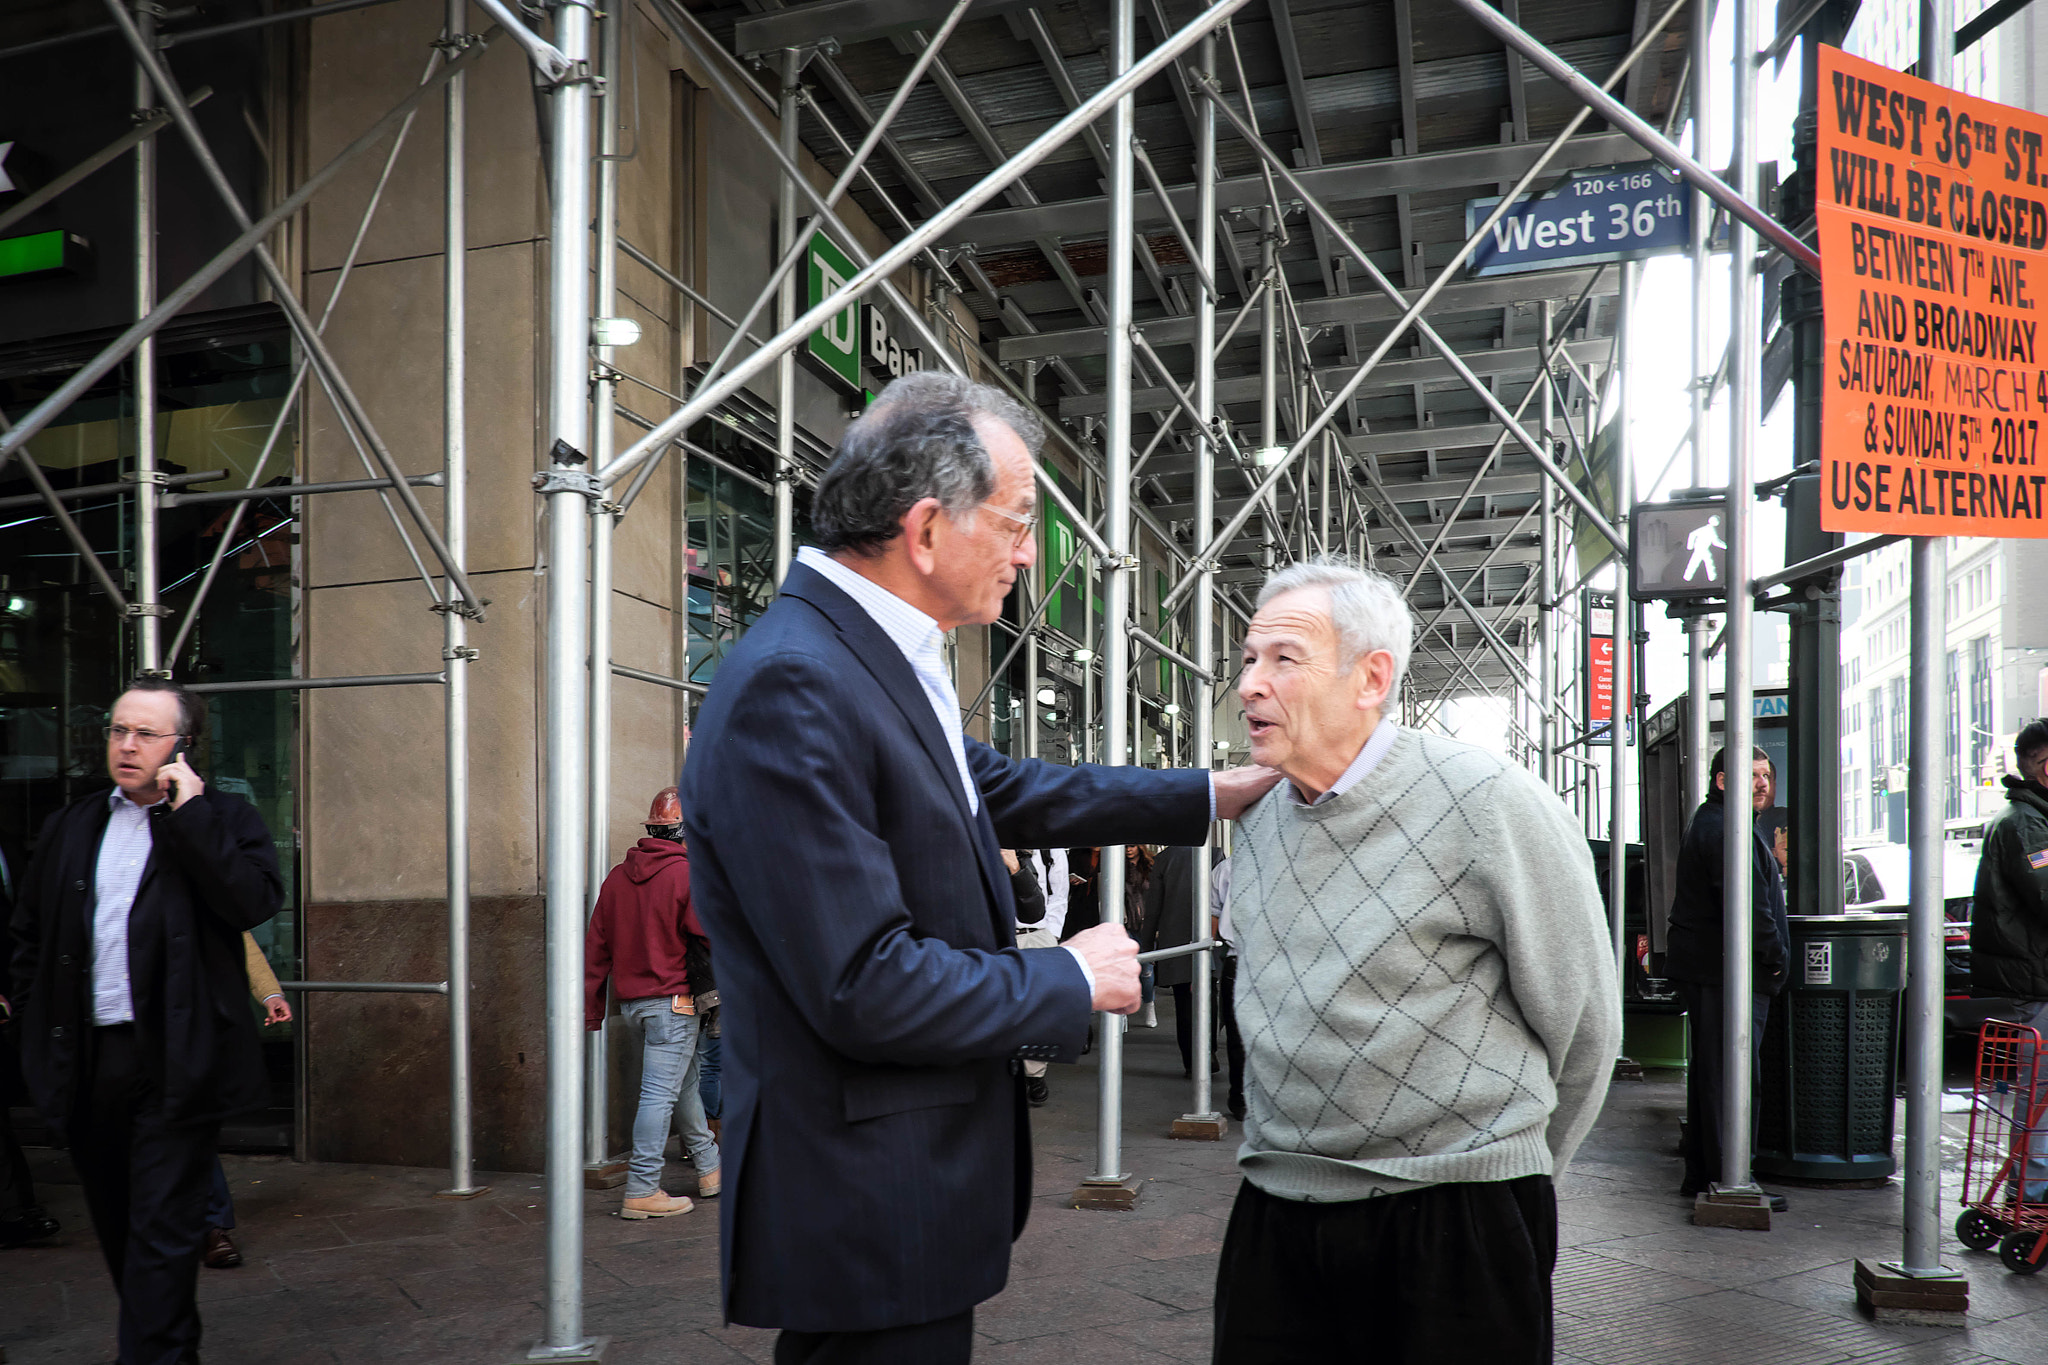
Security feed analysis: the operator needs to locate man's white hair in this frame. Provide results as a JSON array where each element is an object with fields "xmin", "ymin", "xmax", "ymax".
[{"xmin": 1256, "ymin": 556, "xmax": 1414, "ymax": 698}]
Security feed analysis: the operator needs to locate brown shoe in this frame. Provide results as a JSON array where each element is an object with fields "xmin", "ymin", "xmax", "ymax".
[
  {"xmin": 695, "ymin": 1169, "xmax": 720, "ymax": 1199},
  {"xmin": 203, "ymin": 1228, "xmax": 243, "ymax": 1269},
  {"xmin": 620, "ymin": 1191, "xmax": 694, "ymax": 1220}
]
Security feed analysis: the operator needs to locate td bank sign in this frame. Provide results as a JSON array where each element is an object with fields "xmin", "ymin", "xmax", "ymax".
[{"xmin": 806, "ymin": 227, "xmax": 926, "ymax": 394}]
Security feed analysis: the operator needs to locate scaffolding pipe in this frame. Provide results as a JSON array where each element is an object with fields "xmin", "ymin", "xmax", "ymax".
[
  {"xmin": 184, "ymin": 673, "xmax": 446, "ymax": 693},
  {"xmin": 1187, "ymin": 29, "xmax": 1222, "ymax": 1132},
  {"xmin": 1609, "ymin": 262, "xmax": 1636, "ymax": 991},
  {"xmin": 1902, "ymin": 0, "xmax": 1958, "ymax": 1283},
  {"xmin": 1718, "ymin": 0, "xmax": 1763, "ymax": 1197},
  {"xmin": 162, "ymin": 473, "xmax": 443, "ymax": 506},
  {"xmin": 584, "ymin": 0, "xmax": 625, "ymax": 1182},
  {"xmin": 0, "ymin": 415, "xmax": 132, "ymax": 610},
  {"xmin": 441, "ymin": 0, "xmax": 483, "ymax": 1204},
  {"xmin": 611, "ymin": 663, "xmax": 708, "ymax": 695},
  {"xmin": 537, "ymin": 0, "xmax": 597, "ymax": 1350},
  {"xmin": 772, "ymin": 47, "xmax": 800, "ymax": 589},
  {"xmin": 1087, "ymin": 0, "xmax": 1138, "ymax": 1196},
  {"xmin": 1539, "ymin": 301, "xmax": 1556, "ymax": 790},
  {"xmin": 1685, "ymin": 0, "xmax": 1715, "ymax": 813},
  {"xmin": 133, "ymin": 1, "xmax": 161, "ymax": 673},
  {"xmin": 1446, "ymin": 0, "xmax": 1821, "ymax": 275}
]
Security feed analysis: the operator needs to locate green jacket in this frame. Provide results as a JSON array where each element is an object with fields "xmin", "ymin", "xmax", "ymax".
[{"xmin": 1971, "ymin": 777, "xmax": 2048, "ymax": 1001}]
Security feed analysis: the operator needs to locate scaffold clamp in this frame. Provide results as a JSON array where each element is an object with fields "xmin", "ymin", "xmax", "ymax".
[{"xmin": 532, "ymin": 469, "xmax": 603, "ymax": 500}]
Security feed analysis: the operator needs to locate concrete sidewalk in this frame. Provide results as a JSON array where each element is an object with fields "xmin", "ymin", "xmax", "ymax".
[{"xmin": 4, "ymin": 1011, "xmax": 2045, "ymax": 1363}]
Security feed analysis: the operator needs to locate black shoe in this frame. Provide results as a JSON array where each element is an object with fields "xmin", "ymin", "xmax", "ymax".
[
  {"xmin": 1679, "ymin": 1181, "xmax": 1705, "ymax": 1198},
  {"xmin": 0, "ymin": 1206, "xmax": 59, "ymax": 1247},
  {"xmin": 1767, "ymin": 1193, "xmax": 1789, "ymax": 1213},
  {"xmin": 1227, "ymin": 1097, "xmax": 1245, "ymax": 1122},
  {"xmin": 1025, "ymin": 1076, "xmax": 1050, "ymax": 1107}
]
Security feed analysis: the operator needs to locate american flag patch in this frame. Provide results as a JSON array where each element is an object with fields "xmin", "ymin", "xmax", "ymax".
[{"xmin": 2032, "ymin": 849, "xmax": 2048, "ymax": 870}]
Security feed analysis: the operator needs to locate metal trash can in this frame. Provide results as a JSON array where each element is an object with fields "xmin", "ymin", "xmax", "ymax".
[{"xmin": 1754, "ymin": 913, "xmax": 1907, "ymax": 1183}]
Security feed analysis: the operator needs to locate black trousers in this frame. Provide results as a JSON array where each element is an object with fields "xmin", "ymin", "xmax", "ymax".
[
  {"xmin": 68, "ymin": 1024, "xmax": 221, "ymax": 1365},
  {"xmin": 1213, "ymin": 1176, "xmax": 1557, "ymax": 1365},
  {"xmin": 773, "ymin": 1309, "xmax": 974, "ymax": 1365},
  {"xmin": 1675, "ymin": 982, "xmax": 1772, "ymax": 1194},
  {"xmin": 1218, "ymin": 955, "xmax": 1246, "ymax": 1117}
]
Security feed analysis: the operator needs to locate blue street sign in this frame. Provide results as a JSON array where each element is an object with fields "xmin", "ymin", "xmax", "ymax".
[{"xmin": 1465, "ymin": 163, "xmax": 1691, "ymax": 277}]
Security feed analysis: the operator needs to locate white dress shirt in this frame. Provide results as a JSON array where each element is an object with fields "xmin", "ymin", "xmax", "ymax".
[
  {"xmin": 93, "ymin": 787, "xmax": 162, "ymax": 1026},
  {"xmin": 798, "ymin": 547, "xmax": 979, "ymax": 815},
  {"xmin": 1035, "ymin": 847, "xmax": 1071, "ymax": 938}
]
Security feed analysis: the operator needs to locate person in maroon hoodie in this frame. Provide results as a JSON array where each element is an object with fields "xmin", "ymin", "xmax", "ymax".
[{"xmin": 585, "ymin": 786, "xmax": 720, "ymax": 1219}]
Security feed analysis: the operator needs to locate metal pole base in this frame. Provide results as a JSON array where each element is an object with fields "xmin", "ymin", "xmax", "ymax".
[
  {"xmin": 1169, "ymin": 1112, "xmax": 1228, "ymax": 1141},
  {"xmin": 435, "ymin": 1185, "xmax": 491, "ymax": 1200},
  {"xmin": 1071, "ymin": 1176, "xmax": 1143, "ymax": 1211},
  {"xmin": 582, "ymin": 1156, "xmax": 630, "ymax": 1191},
  {"xmin": 1854, "ymin": 1259, "xmax": 1968, "ymax": 1325},
  {"xmin": 520, "ymin": 1336, "xmax": 609, "ymax": 1363},
  {"xmin": 1693, "ymin": 1185, "xmax": 1772, "ymax": 1231}
]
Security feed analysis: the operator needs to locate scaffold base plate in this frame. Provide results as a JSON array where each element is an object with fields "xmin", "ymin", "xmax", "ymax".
[
  {"xmin": 1693, "ymin": 1188, "xmax": 1772, "ymax": 1231},
  {"xmin": 1854, "ymin": 1258, "xmax": 1968, "ymax": 1324},
  {"xmin": 583, "ymin": 1158, "xmax": 629, "ymax": 1191},
  {"xmin": 1072, "ymin": 1177, "xmax": 1143, "ymax": 1212},
  {"xmin": 1170, "ymin": 1113, "xmax": 1228, "ymax": 1141},
  {"xmin": 519, "ymin": 1334, "xmax": 608, "ymax": 1363},
  {"xmin": 434, "ymin": 1185, "xmax": 491, "ymax": 1200}
]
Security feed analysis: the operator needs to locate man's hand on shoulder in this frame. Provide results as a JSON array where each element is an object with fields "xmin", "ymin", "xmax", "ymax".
[
  {"xmin": 1211, "ymin": 765, "xmax": 1284, "ymax": 821},
  {"xmin": 1066, "ymin": 923, "xmax": 1142, "ymax": 1015}
]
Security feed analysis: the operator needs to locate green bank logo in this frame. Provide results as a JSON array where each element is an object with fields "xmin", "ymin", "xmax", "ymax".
[{"xmin": 806, "ymin": 229, "xmax": 861, "ymax": 391}]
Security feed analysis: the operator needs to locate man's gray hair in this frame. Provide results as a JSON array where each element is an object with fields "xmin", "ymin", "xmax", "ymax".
[
  {"xmin": 1257, "ymin": 556, "xmax": 1414, "ymax": 696},
  {"xmin": 810, "ymin": 372, "xmax": 1044, "ymax": 556}
]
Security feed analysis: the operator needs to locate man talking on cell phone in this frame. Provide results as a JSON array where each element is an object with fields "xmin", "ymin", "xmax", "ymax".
[{"xmin": 8, "ymin": 677, "xmax": 283, "ymax": 1365}]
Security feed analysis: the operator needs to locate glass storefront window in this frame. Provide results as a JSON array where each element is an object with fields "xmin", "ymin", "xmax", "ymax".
[{"xmin": 684, "ymin": 419, "xmax": 796, "ymax": 689}]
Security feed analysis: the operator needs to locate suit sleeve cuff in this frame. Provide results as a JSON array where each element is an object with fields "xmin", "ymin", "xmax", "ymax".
[{"xmin": 1062, "ymin": 945, "xmax": 1096, "ymax": 1002}]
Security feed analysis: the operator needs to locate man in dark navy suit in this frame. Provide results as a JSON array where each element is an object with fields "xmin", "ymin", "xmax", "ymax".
[{"xmin": 684, "ymin": 373, "xmax": 1278, "ymax": 1364}]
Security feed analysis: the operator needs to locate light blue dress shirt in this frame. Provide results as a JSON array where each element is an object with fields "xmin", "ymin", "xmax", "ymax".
[{"xmin": 93, "ymin": 787, "xmax": 162, "ymax": 1026}]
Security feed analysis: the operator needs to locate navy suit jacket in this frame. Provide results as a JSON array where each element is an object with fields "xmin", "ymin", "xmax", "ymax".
[{"xmin": 682, "ymin": 562, "xmax": 1210, "ymax": 1332}]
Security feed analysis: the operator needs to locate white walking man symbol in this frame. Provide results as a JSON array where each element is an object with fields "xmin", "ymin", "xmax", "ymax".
[{"xmin": 1682, "ymin": 515, "xmax": 1726, "ymax": 583}]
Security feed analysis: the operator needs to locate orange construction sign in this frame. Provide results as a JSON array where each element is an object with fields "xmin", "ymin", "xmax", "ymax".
[{"xmin": 1818, "ymin": 45, "xmax": 2048, "ymax": 537}]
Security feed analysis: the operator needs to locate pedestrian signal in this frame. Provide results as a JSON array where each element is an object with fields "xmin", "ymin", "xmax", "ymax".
[{"xmin": 1630, "ymin": 496, "xmax": 1730, "ymax": 600}]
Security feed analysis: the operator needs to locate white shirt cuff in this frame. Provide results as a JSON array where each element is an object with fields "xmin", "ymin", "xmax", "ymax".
[
  {"xmin": 1062, "ymin": 944, "xmax": 1096, "ymax": 1000},
  {"xmin": 1207, "ymin": 774, "xmax": 1217, "ymax": 822}
]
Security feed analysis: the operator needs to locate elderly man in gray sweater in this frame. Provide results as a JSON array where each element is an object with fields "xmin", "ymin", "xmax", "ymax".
[{"xmin": 1214, "ymin": 558, "xmax": 1621, "ymax": 1365}]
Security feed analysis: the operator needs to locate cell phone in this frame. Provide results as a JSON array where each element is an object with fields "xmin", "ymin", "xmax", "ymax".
[{"xmin": 165, "ymin": 750, "xmax": 186, "ymax": 801}]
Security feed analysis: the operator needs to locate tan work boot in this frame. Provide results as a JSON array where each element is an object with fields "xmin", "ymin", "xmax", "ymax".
[
  {"xmin": 620, "ymin": 1190, "xmax": 694, "ymax": 1220},
  {"xmin": 696, "ymin": 1168, "xmax": 721, "ymax": 1199}
]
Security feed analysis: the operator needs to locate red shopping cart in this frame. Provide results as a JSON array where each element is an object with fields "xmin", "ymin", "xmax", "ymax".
[{"xmin": 1955, "ymin": 1021, "xmax": 2048, "ymax": 1274}]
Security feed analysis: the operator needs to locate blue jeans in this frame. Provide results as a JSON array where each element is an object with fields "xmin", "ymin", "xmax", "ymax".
[
  {"xmin": 697, "ymin": 1033, "xmax": 722, "ymax": 1121},
  {"xmin": 618, "ymin": 997, "xmax": 720, "ymax": 1198}
]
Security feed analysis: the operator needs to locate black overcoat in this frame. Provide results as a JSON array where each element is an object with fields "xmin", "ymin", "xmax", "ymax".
[{"xmin": 8, "ymin": 788, "xmax": 283, "ymax": 1127}]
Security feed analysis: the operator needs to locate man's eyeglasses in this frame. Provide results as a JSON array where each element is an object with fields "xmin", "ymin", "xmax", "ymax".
[
  {"xmin": 105, "ymin": 725, "xmax": 183, "ymax": 745},
  {"xmin": 979, "ymin": 501, "xmax": 1039, "ymax": 547}
]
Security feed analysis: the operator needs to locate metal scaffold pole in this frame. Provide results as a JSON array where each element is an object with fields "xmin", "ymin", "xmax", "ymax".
[
  {"xmin": 536, "ymin": 0, "xmax": 599, "ymax": 1353},
  {"xmin": 1084, "ymin": 0, "xmax": 1138, "ymax": 1206},
  {"xmin": 1610, "ymin": 264, "xmax": 1635, "ymax": 991},
  {"xmin": 1537, "ymin": 299, "xmax": 1556, "ymax": 791},
  {"xmin": 1685, "ymin": 0, "xmax": 1715, "ymax": 811},
  {"xmin": 584, "ymin": 0, "xmax": 624, "ymax": 1185},
  {"xmin": 1901, "ymin": 0, "xmax": 1958, "ymax": 1285},
  {"xmin": 441, "ymin": 0, "xmax": 485, "ymax": 1203},
  {"xmin": 133, "ymin": 0, "xmax": 161, "ymax": 675},
  {"xmin": 1716, "ymin": 0, "xmax": 1762, "ymax": 1203},
  {"xmin": 773, "ymin": 46, "xmax": 800, "ymax": 589},
  {"xmin": 1184, "ymin": 29, "xmax": 1222, "ymax": 1137}
]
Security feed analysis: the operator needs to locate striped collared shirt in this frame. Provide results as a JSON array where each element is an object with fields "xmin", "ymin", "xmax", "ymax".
[
  {"xmin": 798, "ymin": 546, "xmax": 979, "ymax": 815},
  {"xmin": 93, "ymin": 787, "xmax": 163, "ymax": 1025}
]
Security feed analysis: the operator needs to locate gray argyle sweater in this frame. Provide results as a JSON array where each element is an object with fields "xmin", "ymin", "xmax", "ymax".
[{"xmin": 1231, "ymin": 727, "xmax": 1622, "ymax": 1202}]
